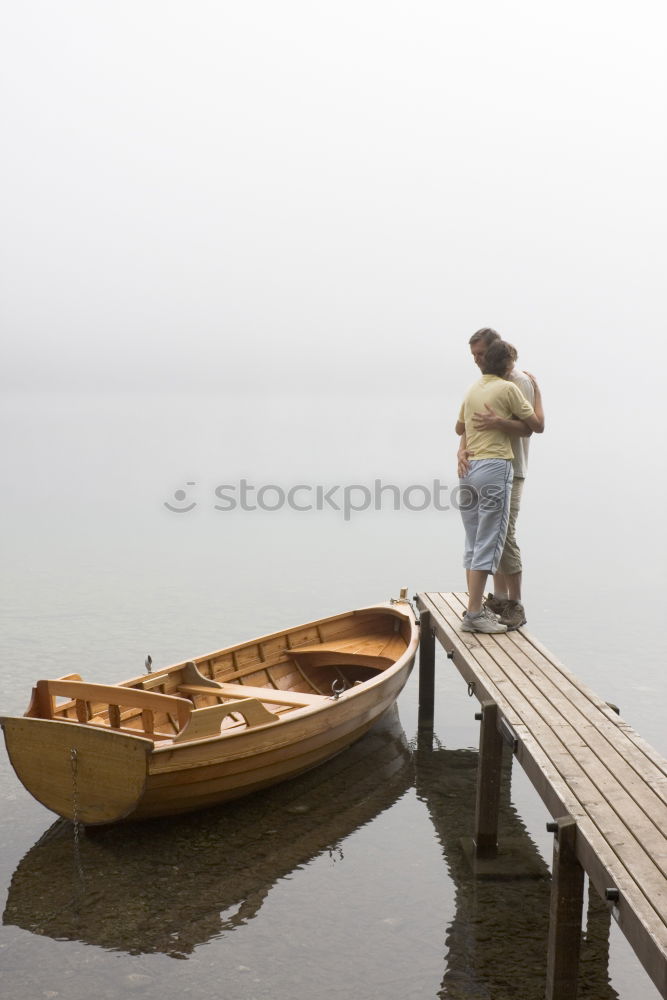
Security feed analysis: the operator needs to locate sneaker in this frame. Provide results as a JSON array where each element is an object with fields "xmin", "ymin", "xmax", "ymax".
[
  {"xmin": 461, "ymin": 611, "xmax": 508, "ymax": 634},
  {"xmin": 499, "ymin": 600, "xmax": 526, "ymax": 631},
  {"xmin": 462, "ymin": 605, "xmax": 501, "ymax": 622},
  {"xmin": 484, "ymin": 592, "xmax": 507, "ymax": 616},
  {"xmin": 482, "ymin": 604, "xmax": 502, "ymax": 622}
]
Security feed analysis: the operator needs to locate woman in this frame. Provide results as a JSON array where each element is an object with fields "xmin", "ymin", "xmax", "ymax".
[{"xmin": 455, "ymin": 339, "xmax": 544, "ymax": 633}]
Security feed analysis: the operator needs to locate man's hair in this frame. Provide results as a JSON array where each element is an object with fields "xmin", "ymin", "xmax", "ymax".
[
  {"xmin": 482, "ymin": 339, "xmax": 517, "ymax": 377},
  {"xmin": 469, "ymin": 327, "xmax": 501, "ymax": 347}
]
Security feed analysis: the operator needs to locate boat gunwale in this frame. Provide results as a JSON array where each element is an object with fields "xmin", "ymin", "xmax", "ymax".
[
  {"xmin": 18, "ymin": 640, "xmax": 416, "ymax": 757},
  {"xmin": 10, "ymin": 601, "xmax": 419, "ymax": 756},
  {"xmin": 119, "ymin": 601, "xmax": 414, "ymax": 691},
  {"xmin": 150, "ymin": 602, "xmax": 419, "ymax": 753}
]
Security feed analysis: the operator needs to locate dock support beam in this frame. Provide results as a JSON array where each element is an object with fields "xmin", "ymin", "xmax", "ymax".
[
  {"xmin": 546, "ymin": 816, "xmax": 585, "ymax": 1000},
  {"xmin": 473, "ymin": 700, "xmax": 503, "ymax": 856},
  {"xmin": 417, "ymin": 609, "xmax": 435, "ymax": 728}
]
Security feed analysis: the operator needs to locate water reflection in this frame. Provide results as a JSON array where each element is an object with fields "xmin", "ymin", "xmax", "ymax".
[
  {"xmin": 4, "ymin": 707, "xmax": 413, "ymax": 959},
  {"xmin": 415, "ymin": 733, "xmax": 619, "ymax": 1000},
  {"xmin": 5, "ymin": 711, "xmax": 623, "ymax": 997}
]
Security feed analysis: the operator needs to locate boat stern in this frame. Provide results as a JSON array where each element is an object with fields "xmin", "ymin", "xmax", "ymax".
[{"xmin": 0, "ymin": 717, "xmax": 153, "ymax": 825}]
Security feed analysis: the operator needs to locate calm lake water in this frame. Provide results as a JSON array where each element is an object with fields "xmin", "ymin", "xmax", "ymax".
[{"xmin": 1, "ymin": 391, "xmax": 664, "ymax": 1000}]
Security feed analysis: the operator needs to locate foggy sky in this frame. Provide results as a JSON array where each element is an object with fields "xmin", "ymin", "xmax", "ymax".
[{"xmin": 2, "ymin": 1, "xmax": 666, "ymax": 394}]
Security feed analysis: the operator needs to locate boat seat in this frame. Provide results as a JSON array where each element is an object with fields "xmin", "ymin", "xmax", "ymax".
[
  {"xmin": 286, "ymin": 648, "xmax": 392, "ymax": 670},
  {"xmin": 175, "ymin": 662, "xmax": 323, "ymax": 709},
  {"xmin": 177, "ymin": 684, "xmax": 230, "ymax": 699},
  {"xmin": 177, "ymin": 682, "xmax": 323, "ymax": 707},
  {"xmin": 30, "ymin": 679, "xmax": 192, "ymax": 739},
  {"xmin": 173, "ymin": 698, "xmax": 279, "ymax": 741}
]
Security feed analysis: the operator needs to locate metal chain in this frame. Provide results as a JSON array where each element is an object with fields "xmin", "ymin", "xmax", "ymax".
[
  {"xmin": 70, "ymin": 749, "xmax": 85, "ymax": 884},
  {"xmin": 389, "ymin": 595, "xmax": 420, "ymax": 623}
]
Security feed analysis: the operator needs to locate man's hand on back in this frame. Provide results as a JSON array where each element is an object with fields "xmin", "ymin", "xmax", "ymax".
[{"xmin": 472, "ymin": 403, "xmax": 500, "ymax": 431}]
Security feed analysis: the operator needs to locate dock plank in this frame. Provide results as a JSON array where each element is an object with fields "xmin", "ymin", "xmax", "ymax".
[
  {"xmin": 438, "ymin": 595, "xmax": 667, "ymax": 899},
  {"xmin": 449, "ymin": 592, "xmax": 667, "ymax": 802},
  {"xmin": 442, "ymin": 592, "xmax": 667, "ymax": 900},
  {"xmin": 512, "ymin": 624, "xmax": 667, "ymax": 783},
  {"xmin": 508, "ymin": 629, "xmax": 667, "ymax": 806},
  {"xmin": 417, "ymin": 592, "xmax": 667, "ymax": 999},
  {"xmin": 448, "ymin": 592, "xmax": 667, "ymax": 828}
]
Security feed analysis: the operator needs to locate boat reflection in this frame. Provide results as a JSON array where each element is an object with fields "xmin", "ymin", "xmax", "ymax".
[
  {"xmin": 415, "ymin": 734, "xmax": 619, "ymax": 1000},
  {"xmin": 4, "ymin": 706, "xmax": 413, "ymax": 959}
]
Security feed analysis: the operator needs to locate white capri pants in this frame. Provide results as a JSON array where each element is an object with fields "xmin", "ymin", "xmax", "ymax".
[{"xmin": 458, "ymin": 459, "xmax": 513, "ymax": 574}]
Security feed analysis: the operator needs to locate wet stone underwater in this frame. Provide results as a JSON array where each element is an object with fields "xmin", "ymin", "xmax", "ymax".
[{"xmin": 1, "ymin": 706, "xmax": 622, "ymax": 1000}]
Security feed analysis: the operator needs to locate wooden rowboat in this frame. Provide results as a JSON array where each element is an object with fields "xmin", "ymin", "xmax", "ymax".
[{"xmin": 1, "ymin": 596, "xmax": 418, "ymax": 825}]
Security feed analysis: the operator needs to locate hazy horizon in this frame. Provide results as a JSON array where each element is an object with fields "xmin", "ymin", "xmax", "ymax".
[{"xmin": 3, "ymin": 2, "xmax": 666, "ymax": 396}]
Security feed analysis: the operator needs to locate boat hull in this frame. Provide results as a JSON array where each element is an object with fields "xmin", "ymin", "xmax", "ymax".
[{"xmin": 138, "ymin": 668, "xmax": 407, "ymax": 819}]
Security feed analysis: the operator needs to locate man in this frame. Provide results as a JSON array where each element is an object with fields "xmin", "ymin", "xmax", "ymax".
[{"xmin": 457, "ymin": 328, "xmax": 544, "ymax": 630}]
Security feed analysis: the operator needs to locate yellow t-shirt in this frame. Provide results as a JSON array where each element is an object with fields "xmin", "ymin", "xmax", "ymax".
[{"xmin": 458, "ymin": 374, "xmax": 535, "ymax": 460}]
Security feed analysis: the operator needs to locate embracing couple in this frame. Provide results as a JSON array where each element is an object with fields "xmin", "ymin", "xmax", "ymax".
[{"xmin": 456, "ymin": 328, "xmax": 545, "ymax": 635}]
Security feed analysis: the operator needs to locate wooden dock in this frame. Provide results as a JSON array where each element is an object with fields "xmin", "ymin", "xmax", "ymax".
[{"xmin": 415, "ymin": 591, "xmax": 667, "ymax": 1000}]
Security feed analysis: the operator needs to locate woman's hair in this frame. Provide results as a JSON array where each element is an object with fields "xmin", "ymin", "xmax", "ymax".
[{"xmin": 482, "ymin": 339, "xmax": 518, "ymax": 377}]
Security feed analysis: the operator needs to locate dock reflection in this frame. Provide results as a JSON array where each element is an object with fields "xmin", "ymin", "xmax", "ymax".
[
  {"xmin": 4, "ymin": 706, "xmax": 413, "ymax": 959},
  {"xmin": 415, "ymin": 731, "xmax": 619, "ymax": 1000}
]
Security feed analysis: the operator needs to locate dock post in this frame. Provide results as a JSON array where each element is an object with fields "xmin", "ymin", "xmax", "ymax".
[
  {"xmin": 417, "ymin": 608, "xmax": 435, "ymax": 728},
  {"xmin": 545, "ymin": 816, "xmax": 585, "ymax": 1000},
  {"xmin": 473, "ymin": 700, "xmax": 503, "ymax": 857}
]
